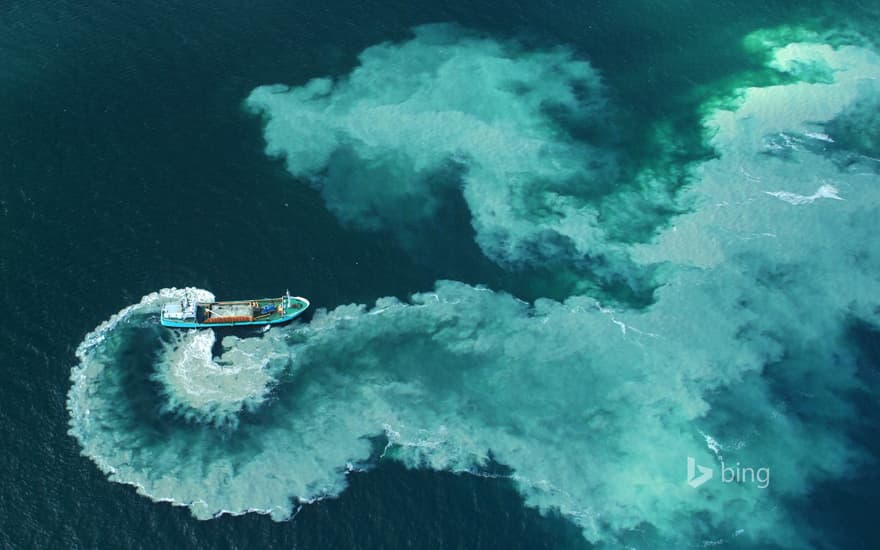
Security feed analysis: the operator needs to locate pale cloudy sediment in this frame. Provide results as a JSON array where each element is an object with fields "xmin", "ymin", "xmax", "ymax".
[{"xmin": 68, "ymin": 26, "xmax": 880, "ymax": 548}]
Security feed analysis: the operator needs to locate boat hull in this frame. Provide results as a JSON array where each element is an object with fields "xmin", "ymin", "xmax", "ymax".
[{"xmin": 160, "ymin": 295, "xmax": 310, "ymax": 328}]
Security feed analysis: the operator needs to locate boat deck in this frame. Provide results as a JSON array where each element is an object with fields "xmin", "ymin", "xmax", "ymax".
[
  {"xmin": 207, "ymin": 303, "xmax": 253, "ymax": 318},
  {"xmin": 161, "ymin": 293, "xmax": 309, "ymax": 328}
]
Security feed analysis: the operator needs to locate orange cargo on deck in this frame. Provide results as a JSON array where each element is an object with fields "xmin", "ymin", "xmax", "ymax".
[{"xmin": 203, "ymin": 316, "xmax": 253, "ymax": 324}]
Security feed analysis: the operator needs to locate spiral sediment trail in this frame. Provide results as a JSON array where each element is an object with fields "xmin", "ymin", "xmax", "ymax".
[{"xmin": 68, "ymin": 26, "xmax": 880, "ymax": 548}]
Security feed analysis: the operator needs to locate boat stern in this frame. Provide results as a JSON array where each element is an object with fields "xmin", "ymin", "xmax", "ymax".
[{"xmin": 160, "ymin": 296, "xmax": 198, "ymax": 327}]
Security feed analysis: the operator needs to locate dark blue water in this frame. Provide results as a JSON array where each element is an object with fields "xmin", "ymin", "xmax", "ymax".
[{"xmin": 2, "ymin": 1, "xmax": 879, "ymax": 548}]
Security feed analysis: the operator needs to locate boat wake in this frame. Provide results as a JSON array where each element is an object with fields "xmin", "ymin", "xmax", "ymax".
[
  {"xmin": 153, "ymin": 328, "xmax": 291, "ymax": 427},
  {"xmin": 68, "ymin": 25, "xmax": 880, "ymax": 548}
]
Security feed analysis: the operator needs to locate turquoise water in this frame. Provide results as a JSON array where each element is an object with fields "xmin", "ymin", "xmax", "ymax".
[{"xmin": 3, "ymin": 1, "xmax": 880, "ymax": 548}]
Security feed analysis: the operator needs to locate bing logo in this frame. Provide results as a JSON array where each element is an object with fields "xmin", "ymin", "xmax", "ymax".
[{"xmin": 687, "ymin": 456, "xmax": 770, "ymax": 489}]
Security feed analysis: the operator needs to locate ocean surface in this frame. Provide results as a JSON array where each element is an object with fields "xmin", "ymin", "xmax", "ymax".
[{"xmin": 2, "ymin": 1, "xmax": 880, "ymax": 548}]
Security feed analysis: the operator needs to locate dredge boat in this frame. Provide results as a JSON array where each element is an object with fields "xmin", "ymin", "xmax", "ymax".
[{"xmin": 160, "ymin": 290, "xmax": 310, "ymax": 328}]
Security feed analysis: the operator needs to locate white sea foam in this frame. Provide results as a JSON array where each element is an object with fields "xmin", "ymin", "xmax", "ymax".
[
  {"xmin": 152, "ymin": 329, "xmax": 290, "ymax": 427},
  {"xmin": 804, "ymin": 131, "xmax": 834, "ymax": 142},
  {"xmin": 764, "ymin": 183, "xmax": 844, "ymax": 204}
]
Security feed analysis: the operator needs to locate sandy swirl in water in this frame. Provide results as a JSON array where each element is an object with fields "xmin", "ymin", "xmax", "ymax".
[{"xmin": 69, "ymin": 28, "xmax": 880, "ymax": 548}]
